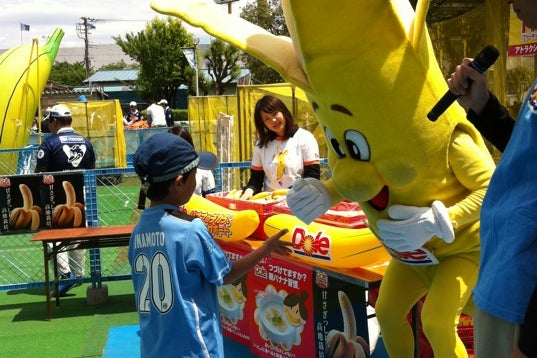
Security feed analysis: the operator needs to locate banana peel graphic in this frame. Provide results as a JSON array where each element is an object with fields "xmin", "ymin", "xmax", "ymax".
[
  {"xmin": 326, "ymin": 291, "xmax": 369, "ymax": 358},
  {"xmin": 51, "ymin": 181, "xmax": 84, "ymax": 228},
  {"xmin": 0, "ymin": 28, "xmax": 63, "ymax": 154},
  {"xmin": 9, "ymin": 183, "xmax": 41, "ymax": 230}
]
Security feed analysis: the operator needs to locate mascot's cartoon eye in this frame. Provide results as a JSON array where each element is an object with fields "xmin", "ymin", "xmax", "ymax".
[
  {"xmin": 324, "ymin": 127, "xmax": 346, "ymax": 159},
  {"xmin": 344, "ymin": 130, "xmax": 370, "ymax": 161}
]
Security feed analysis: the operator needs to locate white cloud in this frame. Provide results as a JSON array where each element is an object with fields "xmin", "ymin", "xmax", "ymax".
[{"xmin": 0, "ymin": 0, "xmax": 248, "ymax": 50}]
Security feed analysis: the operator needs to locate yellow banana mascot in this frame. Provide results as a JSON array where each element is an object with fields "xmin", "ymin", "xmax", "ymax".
[
  {"xmin": 151, "ymin": 0, "xmax": 495, "ymax": 356},
  {"xmin": 0, "ymin": 28, "xmax": 63, "ymax": 158}
]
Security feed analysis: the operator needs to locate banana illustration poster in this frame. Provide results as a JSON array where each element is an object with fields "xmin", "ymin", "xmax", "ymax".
[
  {"xmin": 0, "ymin": 172, "xmax": 85, "ymax": 233},
  {"xmin": 219, "ymin": 242, "xmax": 370, "ymax": 358}
]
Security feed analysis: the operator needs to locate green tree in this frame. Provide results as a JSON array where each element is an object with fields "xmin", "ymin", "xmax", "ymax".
[
  {"xmin": 49, "ymin": 61, "xmax": 88, "ymax": 87},
  {"xmin": 240, "ymin": 0, "xmax": 288, "ymax": 84},
  {"xmin": 204, "ymin": 39, "xmax": 241, "ymax": 95},
  {"xmin": 113, "ymin": 17, "xmax": 197, "ymax": 106},
  {"xmin": 98, "ymin": 60, "xmax": 138, "ymax": 71}
]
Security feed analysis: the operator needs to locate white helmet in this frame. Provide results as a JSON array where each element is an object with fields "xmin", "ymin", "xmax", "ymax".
[
  {"xmin": 129, "ymin": 101, "xmax": 137, "ymax": 107},
  {"xmin": 49, "ymin": 104, "xmax": 71, "ymax": 118}
]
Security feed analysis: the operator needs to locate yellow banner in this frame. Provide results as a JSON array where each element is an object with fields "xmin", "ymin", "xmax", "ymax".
[{"xmin": 508, "ymin": 9, "xmax": 537, "ymax": 56}]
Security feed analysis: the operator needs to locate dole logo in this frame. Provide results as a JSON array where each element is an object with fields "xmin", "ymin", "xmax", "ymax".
[{"xmin": 291, "ymin": 226, "xmax": 332, "ymax": 261}]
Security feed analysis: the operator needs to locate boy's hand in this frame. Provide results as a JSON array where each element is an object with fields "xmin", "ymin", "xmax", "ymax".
[{"xmin": 262, "ymin": 228, "xmax": 292, "ymax": 257}]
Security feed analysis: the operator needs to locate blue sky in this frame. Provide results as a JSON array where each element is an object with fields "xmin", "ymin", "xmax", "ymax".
[{"xmin": 0, "ymin": 0, "xmax": 248, "ymax": 50}]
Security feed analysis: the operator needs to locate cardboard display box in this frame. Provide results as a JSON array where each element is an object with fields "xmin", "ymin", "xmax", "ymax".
[{"xmin": 218, "ymin": 241, "xmax": 371, "ymax": 358}]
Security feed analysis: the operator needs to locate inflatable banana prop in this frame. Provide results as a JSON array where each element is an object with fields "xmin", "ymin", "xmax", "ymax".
[
  {"xmin": 182, "ymin": 194, "xmax": 260, "ymax": 242},
  {"xmin": 264, "ymin": 214, "xmax": 390, "ymax": 269},
  {"xmin": 0, "ymin": 28, "xmax": 63, "ymax": 155}
]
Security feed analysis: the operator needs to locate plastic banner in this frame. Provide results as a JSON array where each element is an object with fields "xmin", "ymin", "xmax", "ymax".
[{"xmin": 508, "ymin": 9, "xmax": 537, "ymax": 56}]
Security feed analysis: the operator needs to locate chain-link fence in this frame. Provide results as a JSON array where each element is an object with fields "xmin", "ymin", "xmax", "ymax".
[
  {"xmin": 0, "ymin": 144, "xmax": 329, "ymax": 291},
  {"xmin": 0, "ymin": 165, "xmax": 141, "ymax": 290}
]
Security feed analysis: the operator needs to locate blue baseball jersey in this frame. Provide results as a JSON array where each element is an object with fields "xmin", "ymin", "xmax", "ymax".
[
  {"xmin": 129, "ymin": 204, "xmax": 232, "ymax": 358},
  {"xmin": 35, "ymin": 127, "xmax": 96, "ymax": 172}
]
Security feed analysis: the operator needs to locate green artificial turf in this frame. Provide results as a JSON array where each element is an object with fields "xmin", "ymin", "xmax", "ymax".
[{"xmin": 0, "ymin": 280, "xmax": 138, "ymax": 358}]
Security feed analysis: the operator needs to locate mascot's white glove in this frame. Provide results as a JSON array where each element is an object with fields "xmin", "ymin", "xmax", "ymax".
[
  {"xmin": 377, "ymin": 200, "xmax": 455, "ymax": 252},
  {"xmin": 286, "ymin": 178, "xmax": 331, "ymax": 224}
]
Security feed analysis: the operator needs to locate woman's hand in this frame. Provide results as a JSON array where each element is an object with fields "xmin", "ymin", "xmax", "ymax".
[
  {"xmin": 240, "ymin": 188, "xmax": 254, "ymax": 200},
  {"xmin": 446, "ymin": 58, "xmax": 490, "ymax": 115}
]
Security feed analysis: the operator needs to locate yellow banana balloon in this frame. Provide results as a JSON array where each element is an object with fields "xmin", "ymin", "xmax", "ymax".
[
  {"xmin": 0, "ymin": 28, "xmax": 64, "ymax": 157},
  {"xmin": 182, "ymin": 194, "xmax": 260, "ymax": 242},
  {"xmin": 264, "ymin": 214, "xmax": 390, "ymax": 269}
]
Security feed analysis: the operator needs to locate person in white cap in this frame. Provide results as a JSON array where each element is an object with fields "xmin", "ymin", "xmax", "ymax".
[
  {"xmin": 35, "ymin": 104, "xmax": 96, "ymax": 297},
  {"xmin": 158, "ymin": 99, "xmax": 174, "ymax": 127},
  {"xmin": 146, "ymin": 99, "xmax": 167, "ymax": 128},
  {"xmin": 123, "ymin": 101, "xmax": 144, "ymax": 126}
]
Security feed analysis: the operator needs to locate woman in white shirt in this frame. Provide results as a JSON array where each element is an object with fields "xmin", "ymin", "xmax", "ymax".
[{"xmin": 240, "ymin": 95, "xmax": 320, "ymax": 200}]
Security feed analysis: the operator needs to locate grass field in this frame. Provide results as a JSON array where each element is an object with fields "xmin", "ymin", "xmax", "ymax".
[{"xmin": 0, "ymin": 280, "xmax": 139, "ymax": 357}]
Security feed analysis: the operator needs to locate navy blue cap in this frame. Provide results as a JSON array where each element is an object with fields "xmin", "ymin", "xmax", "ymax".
[{"xmin": 134, "ymin": 133, "xmax": 217, "ymax": 183}]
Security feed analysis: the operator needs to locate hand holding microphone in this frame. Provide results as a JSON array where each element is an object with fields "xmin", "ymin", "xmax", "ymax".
[{"xmin": 427, "ymin": 45, "xmax": 500, "ymax": 121}]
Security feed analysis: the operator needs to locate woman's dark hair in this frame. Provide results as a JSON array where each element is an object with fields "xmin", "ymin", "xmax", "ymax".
[
  {"xmin": 169, "ymin": 125, "xmax": 194, "ymax": 147},
  {"xmin": 254, "ymin": 95, "xmax": 299, "ymax": 147}
]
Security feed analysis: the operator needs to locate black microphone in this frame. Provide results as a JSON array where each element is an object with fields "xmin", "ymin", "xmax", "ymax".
[{"xmin": 427, "ymin": 45, "xmax": 500, "ymax": 122}]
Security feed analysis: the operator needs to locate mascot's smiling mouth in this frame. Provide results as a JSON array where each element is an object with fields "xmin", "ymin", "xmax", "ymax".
[{"xmin": 369, "ymin": 186, "xmax": 389, "ymax": 211}]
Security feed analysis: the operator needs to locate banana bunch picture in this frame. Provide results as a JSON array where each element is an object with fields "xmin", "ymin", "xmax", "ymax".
[
  {"xmin": 51, "ymin": 181, "xmax": 85, "ymax": 228},
  {"xmin": 9, "ymin": 183, "xmax": 41, "ymax": 230}
]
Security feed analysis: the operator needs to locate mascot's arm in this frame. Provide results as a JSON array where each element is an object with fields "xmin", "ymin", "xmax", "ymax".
[
  {"xmin": 150, "ymin": 0, "xmax": 310, "ymax": 89},
  {"xmin": 446, "ymin": 129, "xmax": 495, "ymax": 228},
  {"xmin": 286, "ymin": 178, "xmax": 342, "ymax": 224}
]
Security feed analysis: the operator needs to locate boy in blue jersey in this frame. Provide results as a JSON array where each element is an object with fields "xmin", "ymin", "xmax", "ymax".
[
  {"xmin": 130, "ymin": 132, "xmax": 289, "ymax": 358},
  {"xmin": 35, "ymin": 104, "xmax": 96, "ymax": 296}
]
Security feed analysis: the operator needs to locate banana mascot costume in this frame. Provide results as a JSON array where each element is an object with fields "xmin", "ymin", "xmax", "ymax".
[
  {"xmin": 150, "ymin": 0, "xmax": 495, "ymax": 356},
  {"xmin": 0, "ymin": 29, "xmax": 63, "ymax": 153}
]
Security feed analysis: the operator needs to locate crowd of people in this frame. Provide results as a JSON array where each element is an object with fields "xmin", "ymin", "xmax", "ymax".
[
  {"xmin": 126, "ymin": 3, "xmax": 537, "ymax": 355},
  {"xmin": 27, "ymin": 2, "xmax": 537, "ymax": 351},
  {"xmin": 122, "ymin": 99, "xmax": 172, "ymax": 129}
]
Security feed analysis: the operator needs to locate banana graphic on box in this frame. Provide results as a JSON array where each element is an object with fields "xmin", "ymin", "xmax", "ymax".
[
  {"xmin": 326, "ymin": 291, "xmax": 369, "ymax": 358},
  {"xmin": 0, "ymin": 28, "xmax": 63, "ymax": 154},
  {"xmin": 52, "ymin": 181, "xmax": 85, "ymax": 228},
  {"xmin": 9, "ymin": 183, "xmax": 41, "ymax": 230}
]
